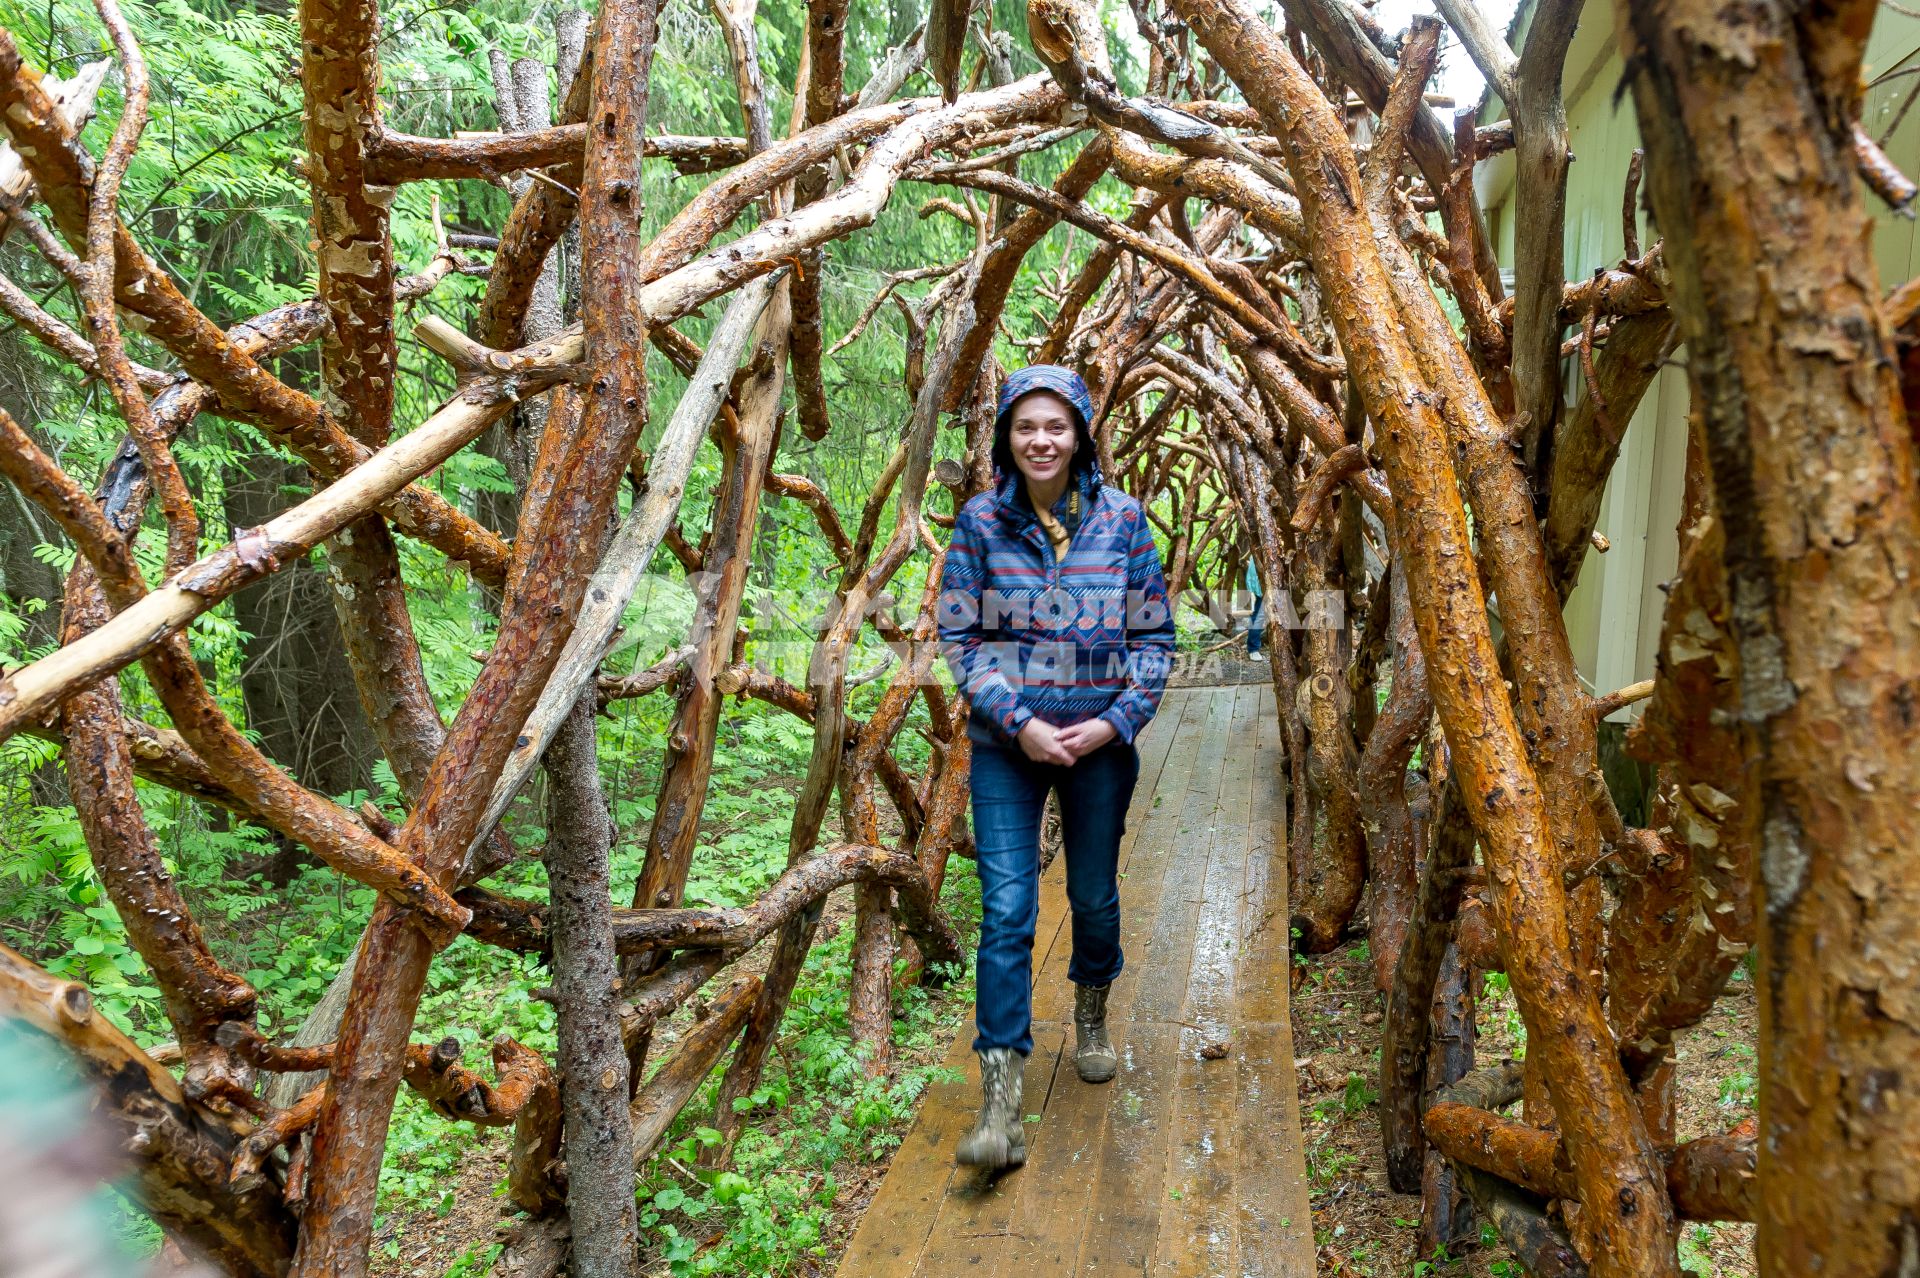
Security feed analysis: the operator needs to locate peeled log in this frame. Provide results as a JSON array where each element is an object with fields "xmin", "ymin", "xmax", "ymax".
[
  {"xmin": 1426, "ymin": 1102, "xmax": 1757, "ymax": 1222},
  {"xmin": 629, "ymin": 975, "xmax": 760, "ymax": 1168}
]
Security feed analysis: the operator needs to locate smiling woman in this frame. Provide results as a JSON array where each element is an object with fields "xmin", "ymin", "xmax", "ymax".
[
  {"xmin": 936, "ymin": 362, "xmax": 1176, "ymax": 1169},
  {"xmin": 1, "ymin": 0, "xmax": 1914, "ymax": 1269}
]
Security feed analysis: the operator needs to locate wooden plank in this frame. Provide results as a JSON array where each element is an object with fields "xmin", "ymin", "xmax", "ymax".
[
  {"xmin": 1070, "ymin": 1020, "xmax": 1181, "ymax": 1274},
  {"xmin": 1233, "ymin": 687, "xmax": 1316, "ymax": 1278},
  {"xmin": 1151, "ymin": 686, "xmax": 1259, "ymax": 1277},
  {"xmin": 1233, "ymin": 1020, "xmax": 1316, "ymax": 1277},
  {"xmin": 1119, "ymin": 686, "xmax": 1194, "ymax": 877},
  {"xmin": 1070, "ymin": 690, "xmax": 1235, "ymax": 1273},
  {"xmin": 909, "ymin": 1026, "xmax": 1069, "ymax": 1277},
  {"xmin": 1237, "ymin": 682, "xmax": 1295, "ymax": 1025},
  {"xmin": 1127, "ymin": 688, "xmax": 1239, "ymax": 1025},
  {"xmin": 1154, "ymin": 1033, "xmax": 1244, "ymax": 1277},
  {"xmin": 1032, "ymin": 688, "xmax": 1195, "ymax": 1025},
  {"xmin": 1181, "ymin": 684, "xmax": 1258, "ymax": 1034},
  {"xmin": 1001, "ymin": 1016, "xmax": 1136, "ymax": 1273}
]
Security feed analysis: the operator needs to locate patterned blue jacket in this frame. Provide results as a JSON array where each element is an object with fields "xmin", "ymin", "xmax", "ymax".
[{"xmin": 938, "ymin": 467, "xmax": 1175, "ymax": 749}]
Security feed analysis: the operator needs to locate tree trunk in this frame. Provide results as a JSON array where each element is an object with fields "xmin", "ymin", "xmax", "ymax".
[
  {"xmin": 543, "ymin": 699, "xmax": 639, "ymax": 1278},
  {"xmin": 1290, "ymin": 508, "xmax": 1364, "ymax": 952},
  {"xmin": 1356, "ymin": 563, "xmax": 1427, "ymax": 990},
  {"xmin": 1619, "ymin": 0, "xmax": 1920, "ymax": 1266},
  {"xmin": 223, "ymin": 454, "xmax": 376, "ymax": 806}
]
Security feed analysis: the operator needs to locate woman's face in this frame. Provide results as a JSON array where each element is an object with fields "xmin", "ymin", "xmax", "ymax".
[{"xmin": 1008, "ymin": 390, "xmax": 1078, "ymax": 488}]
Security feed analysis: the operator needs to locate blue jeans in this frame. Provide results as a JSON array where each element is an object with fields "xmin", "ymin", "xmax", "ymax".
[
  {"xmin": 969, "ymin": 736, "xmax": 1140, "ymax": 1054},
  {"xmin": 1248, "ymin": 595, "xmax": 1266, "ymax": 655}
]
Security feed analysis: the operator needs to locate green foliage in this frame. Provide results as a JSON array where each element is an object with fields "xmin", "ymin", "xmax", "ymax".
[
  {"xmin": 617, "ymin": 856, "xmax": 981, "ymax": 1276},
  {"xmin": 442, "ymin": 1243, "xmax": 503, "ymax": 1278},
  {"xmin": 1717, "ymin": 1067, "xmax": 1758, "ymax": 1111},
  {"xmin": 1481, "ymin": 969, "xmax": 1528, "ymax": 1057},
  {"xmin": 1680, "ymin": 1224, "xmax": 1718, "ymax": 1276},
  {"xmin": 1341, "ymin": 1071, "xmax": 1378, "ymax": 1116},
  {"xmin": 0, "ymin": 0, "xmax": 1167, "ymax": 1269}
]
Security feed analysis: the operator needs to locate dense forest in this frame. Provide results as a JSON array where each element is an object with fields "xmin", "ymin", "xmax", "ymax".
[
  {"xmin": 0, "ymin": 1, "xmax": 1118, "ymax": 1271},
  {"xmin": 2, "ymin": 0, "xmax": 1916, "ymax": 1273}
]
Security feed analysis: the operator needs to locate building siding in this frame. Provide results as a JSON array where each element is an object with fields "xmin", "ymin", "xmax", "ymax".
[{"xmin": 1473, "ymin": 3, "xmax": 1920, "ymax": 711}]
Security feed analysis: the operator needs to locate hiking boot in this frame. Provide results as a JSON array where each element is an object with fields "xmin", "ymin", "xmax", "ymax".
[
  {"xmin": 955, "ymin": 1047, "xmax": 1026, "ymax": 1169},
  {"xmin": 1074, "ymin": 982, "xmax": 1118, "ymax": 1084}
]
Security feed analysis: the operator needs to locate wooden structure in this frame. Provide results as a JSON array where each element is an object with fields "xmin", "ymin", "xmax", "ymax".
[
  {"xmin": 0, "ymin": 0, "xmax": 1915, "ymax": 1272},
  {"xmin": 839, "ymin": 685, "xmax": 1315, "ymax": 1278}
]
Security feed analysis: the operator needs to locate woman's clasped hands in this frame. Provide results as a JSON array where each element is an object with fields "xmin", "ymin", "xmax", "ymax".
[{"xmin": 1016, "ymin": 716, "xmax": 1117, "ymax": 766}]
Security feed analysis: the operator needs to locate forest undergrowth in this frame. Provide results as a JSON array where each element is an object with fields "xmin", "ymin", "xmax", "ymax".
[
  {"xmin": 5, "ymin": 676, "xmax": 984, "ymax": 1276},
  {"xmin": 1292, "ymin": 933, "xmax": 1759, "ymax": 1278}
]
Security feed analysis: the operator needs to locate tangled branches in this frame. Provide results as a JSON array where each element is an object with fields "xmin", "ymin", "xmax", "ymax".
[{"xmin": 0, "ymin": 0, "xmax": 1916, "ymax": 1275}]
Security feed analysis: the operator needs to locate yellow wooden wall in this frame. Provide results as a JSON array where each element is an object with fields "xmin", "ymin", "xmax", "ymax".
[{"xmin": 1474, "ymin": 2, "xmax": 1920, "ymax": 709}]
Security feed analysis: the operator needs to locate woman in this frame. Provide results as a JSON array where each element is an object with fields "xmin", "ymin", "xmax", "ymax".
[{"xmin": 938, "ymin": 364, "xmax": 1175, "ymax": 1170}]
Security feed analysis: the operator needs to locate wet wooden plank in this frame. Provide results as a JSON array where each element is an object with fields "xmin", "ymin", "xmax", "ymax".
[
  {"xmin": 1069, "ymin": 1021, "xmax": 1180, "ymax": 1275},
  {"xmin": 1116, "ymin": 686, "xmax": 1196, "ymax": 879},
  {"xmin": 1232, "ymin": 685, "xmax": 1316, "ymax": 1277},
  {"xmin": 1152, "ymin": 686, "xmax": 1259, "ymax": 1277},
  {"xmin": 1127, "ymin": 687, "xmax": 1239, "ymax": 1025},
  {"xmin": 1155, "ymin": 1030, "xmax": 1244, "ymax": 1277},
  {"xmin": 1238, "ymin": 681, "xmax": 1294, "ymax": 1025},
  {"xmin": 1181, "ymin": 683, "xmax": 1259, "ymax": 1035},
  {"xmin": 1234, "ymin": 1021, "xmax": 1317, "ymax": 1277}
]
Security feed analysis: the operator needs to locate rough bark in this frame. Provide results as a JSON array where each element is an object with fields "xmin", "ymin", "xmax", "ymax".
[
  {"xmin": 1426, "ymin": 1103, "xmax": 1757, "ymax": 1222},
  {"xmin": 1417, "ymin": 943, "xmax": 1477, "ymax": 1256},
  {"xmin": 293, "ymin": 4, "xmax": 665, "ymax": 1271},
  {"xmin": 1290, "ymin": 511, "xmax": 1364, "ymax": 952},
  {"xmin": 543, "ymin": 700, "xmax": 639, "ymax": 1278},
  {"xmin": 1619, "ymin": 1, "xmax": 1920, "ymax": 1266},
  {"xmin": 1381, "ymin": 780, "xmax": 1476, "ymax": 1192},
  {"xmin": 1357, "ymin": 565, "xmax": 1428, "ymax": 992}
]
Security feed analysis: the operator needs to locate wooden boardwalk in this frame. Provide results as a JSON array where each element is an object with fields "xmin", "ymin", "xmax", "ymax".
[{"xmin": 838, "ymin": 684, "xmax": 1315, "ymax": 1277}]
